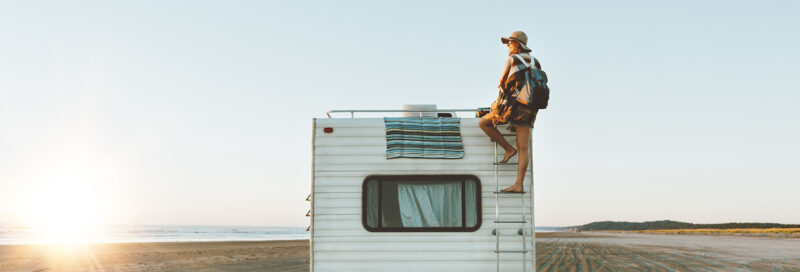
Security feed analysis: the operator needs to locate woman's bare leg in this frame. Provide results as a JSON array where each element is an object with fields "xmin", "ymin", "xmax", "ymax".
[
  {"xmin": 479, "ymin": 117, "xmax": 516, "ymax": 162},
  {"xmin": 501, "ymin": 125, "xmax": 530, "ymax": 193}
]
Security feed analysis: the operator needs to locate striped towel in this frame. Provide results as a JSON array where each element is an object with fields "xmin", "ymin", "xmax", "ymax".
[{"xmin": 384, "ymin": 117, "xmax": 465, "ymax": 159}]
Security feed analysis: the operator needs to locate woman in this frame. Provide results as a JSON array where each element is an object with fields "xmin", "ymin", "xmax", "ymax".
[{"xmin": 478, "ymin": 31, "xmax": 540, "ymax": 193}]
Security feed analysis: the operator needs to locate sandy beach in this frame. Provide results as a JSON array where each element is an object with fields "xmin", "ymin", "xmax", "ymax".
[
  {"xmin": 536, "ymin": 232, "xmax": 800, "ymax": 271},
  {"xmin": 2, "ymin": 233, "xmax": 800, "ymax": 271},
  {"xmin": 0, "ymin": 240, "xmax": 309, "ymax": 272}
]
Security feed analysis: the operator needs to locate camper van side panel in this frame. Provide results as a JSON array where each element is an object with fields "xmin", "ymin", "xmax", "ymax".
[
  {"xmin": 310, "ymin": 118, "xmax": 316, "ymax": 272},
  {"xmin": 312, "ymin": 118, "xmax": 534, "ymax": 272}
]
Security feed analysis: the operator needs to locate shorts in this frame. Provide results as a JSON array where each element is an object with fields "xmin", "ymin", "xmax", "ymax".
[{"xmin": 485, "ymin": 102, "xmax": 539, "ymax": 129}]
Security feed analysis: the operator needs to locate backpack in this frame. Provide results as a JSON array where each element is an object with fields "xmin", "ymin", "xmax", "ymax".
[
  {"xmin": 529, "ymin": 64, "xmax": 550, "ymax": 109},
  {"xmin": 512, "ymin": 55, "xmax": 550, "ymax": 109}
]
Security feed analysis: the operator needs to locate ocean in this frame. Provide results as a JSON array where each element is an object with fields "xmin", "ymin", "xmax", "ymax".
[
  {"xmin": 1, "ymin": 225, "xmax": 563, "ymax": 245},
  {"xmin": 0, "ymin": 225, "xmax": 308, "ymax": 245}
]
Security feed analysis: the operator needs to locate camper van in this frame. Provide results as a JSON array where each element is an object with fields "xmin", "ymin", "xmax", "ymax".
[{"xmin": 308, "ymin": 106, "xmax": 535, "ymax": 272}]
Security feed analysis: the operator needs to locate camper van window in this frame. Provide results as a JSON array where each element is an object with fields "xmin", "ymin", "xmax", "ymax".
[{"xmin": 362, "ymin": 175, "xmax": 481, "ymax": 232}]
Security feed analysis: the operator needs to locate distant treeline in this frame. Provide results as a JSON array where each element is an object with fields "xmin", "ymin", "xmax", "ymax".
[{"xmin": 577, "ymin": 220, "xmax": 800, "ymax": 231}]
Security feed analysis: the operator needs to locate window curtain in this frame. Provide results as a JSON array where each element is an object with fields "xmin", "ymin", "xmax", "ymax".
[
  {"xmin": 366, "ymin": 181, "xmax": 379, "ymax": 228},
  {"xmin": 465, "ymin": 179, "xmax": 477, "ymax": 227},
  {"xmin": 397, "ymin": 181, "xmax": 464, "ymax": 227}
]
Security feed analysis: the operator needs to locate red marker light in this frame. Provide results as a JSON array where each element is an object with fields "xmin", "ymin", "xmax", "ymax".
[{"xmin": 323, "ymin": 127, "xmax": 334, "ymax": 133}]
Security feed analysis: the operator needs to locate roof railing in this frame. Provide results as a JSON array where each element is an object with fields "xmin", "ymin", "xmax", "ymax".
[{"xmin": 326, "ymin": 108, "xmax": 482, "ymax": 118}]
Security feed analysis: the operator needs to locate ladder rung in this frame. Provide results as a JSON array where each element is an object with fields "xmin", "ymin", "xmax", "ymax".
[
  {"xmin": 493, "ymin": 191, "xmax": 529, "ymax": 195},
  {"xmin": 495, "ymin": 250, "xmax": 528, "ymax": 253},
  {"xmin": 494, "ymin": 220, "xmax": 527, "ymax": 223},
  {"xmin": 493, "ymin": 162, "xmax": 517, "ymax": 165}
]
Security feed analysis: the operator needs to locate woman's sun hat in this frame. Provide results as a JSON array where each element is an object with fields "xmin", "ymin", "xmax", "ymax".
[{"xmin": 501, "ymin": 31, "xmax": 531, "ymax": 52}]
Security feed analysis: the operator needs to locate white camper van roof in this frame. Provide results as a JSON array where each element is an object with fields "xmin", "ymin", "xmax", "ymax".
[{"xmin": 326, "ymin": 108, "xmax": 482, "ymax": 118}]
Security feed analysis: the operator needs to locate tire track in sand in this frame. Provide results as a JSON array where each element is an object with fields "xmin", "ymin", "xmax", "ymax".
[{"xmin": 535, "ymin": 235, "xmax": 799, "ymax": 271}]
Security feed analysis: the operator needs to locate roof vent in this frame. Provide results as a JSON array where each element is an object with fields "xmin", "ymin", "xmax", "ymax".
[{"xmin": 402, "ymin": 104, "xmax": 437, "ymax": 117}]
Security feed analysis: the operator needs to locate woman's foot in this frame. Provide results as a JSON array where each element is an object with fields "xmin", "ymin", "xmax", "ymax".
[
  {"xmin": 500, "ymin": 184, "xmax": 524, "ymax": 193},
  {"xmin": 500, "ymin": 148, "xmax": 517, "ymax": 163}
]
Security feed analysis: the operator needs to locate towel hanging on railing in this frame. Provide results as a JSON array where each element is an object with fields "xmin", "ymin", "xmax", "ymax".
[{"xmin": 384, "ymin": 117, "xmax": 465, "ymax": 159}]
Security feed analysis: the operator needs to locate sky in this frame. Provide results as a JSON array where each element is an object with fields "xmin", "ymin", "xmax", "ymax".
[{"xmin": 0, "ymin": 0, "xmax": 798, "ymax": 227}]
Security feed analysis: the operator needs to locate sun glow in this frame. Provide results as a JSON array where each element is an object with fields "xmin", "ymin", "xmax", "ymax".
[{"xmin": 25, "ymin": 178, "xmax": 107, "ymax": 245}]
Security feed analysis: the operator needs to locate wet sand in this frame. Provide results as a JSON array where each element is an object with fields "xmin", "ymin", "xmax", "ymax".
[{"xmin": 2, "ymin": 233, "xmax": 799, "ymax": 271}]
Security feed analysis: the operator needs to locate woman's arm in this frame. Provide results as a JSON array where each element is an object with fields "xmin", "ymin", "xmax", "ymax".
[{"xmin": 499, "ymin": 62, "xmax": 512, "ymax": 89}]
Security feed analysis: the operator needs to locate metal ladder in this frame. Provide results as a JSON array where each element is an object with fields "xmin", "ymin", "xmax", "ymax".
[{"xmin": 493, "ymin": 132, "xmax": 535, "ymax": 272}]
